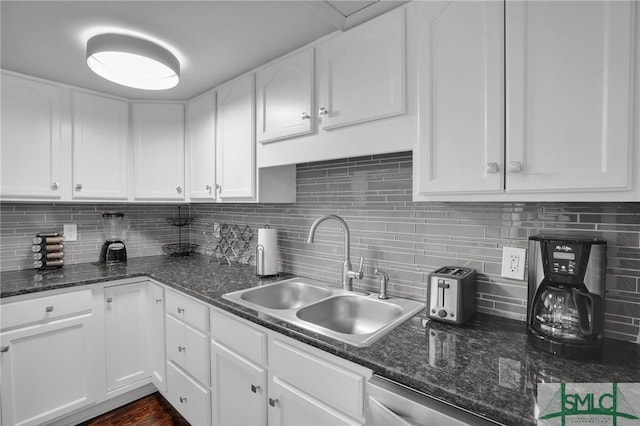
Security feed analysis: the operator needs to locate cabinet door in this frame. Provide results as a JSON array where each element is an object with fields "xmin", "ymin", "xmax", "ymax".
[
  {"xmin": 150, "ymin": 282, "xmax": 166, "ymax": 393},
  {"xmin": 104, "ymin": 282, "xmax": 151, "ymax": 392},
  {"xmin": 211, "ymin": 341, "xmax": 267, "ymax": 426},
  {"xmin": 0, "ymin": 73, "xmax": 63, "ymax": 200},
  {"xmin": 186, "ymin": 92, "xmax": 217, "ymax": 201},
  {"xmin": 256, "ymin": 49, "xmax": 314, "ymax": 143},
  {"xmin": 0, "ymin": 315, "xmax": 95, "ymax": 426},
  {"xmin": 506, "ymin": 0, "xmax": 635, "ymax": 193},
  {"xmin": 133, "ymin": 103, "xmax": 185, "ymax": 200},
  {"xmin": 72, "ymin": 91, "xmax": 129, "ymax": 200},
  {"xmin": 216, "ymin": 74, "xmax": 256, "ymax": 201},
  {"xmin": 268, "ymin": 377, "xmax": 361, "ymax": 426},
  {"xmin": 316, "ymin": 7, "xmax": 405, "ymax": 131},
  {"xmin": 414, "ymin": 1, "xmax": 504, "ymax": 195}
]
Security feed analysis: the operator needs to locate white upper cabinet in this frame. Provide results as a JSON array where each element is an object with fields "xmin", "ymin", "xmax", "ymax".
[
  {"xmin": 1, "ymin": 72, "xmax": 64, "ymax": 200},
  {"xmin": 186, "ymin": 92, "xmax": 217, "ymax": 201},
  {"xmin": 414, "ymin": 0, "xmax": 639, "ymax": 201},
  {"xmin": 505, "ymin": 0, "xmax": 636, "ymax": 194},
  {"xmin": 72, "ymin": 91, "xmax": 129, "ymax": 200},
  {"xmin": 316, "ymin": 7, "xmax": 405, "ymax": 131},
  {"xmin": 256, "ymin": 49, "xmax": 315, "ymax": 144},
  {"xmin": 413, "ymin": 1, "xmax": 504, "ymax": 195},
  {"xmin": 132, "ymin": 102, "xmax": 185, "ymax": 201},
  {"xmin": 215, "ymin": 74, "xmax": 256, "ymax": 201}
]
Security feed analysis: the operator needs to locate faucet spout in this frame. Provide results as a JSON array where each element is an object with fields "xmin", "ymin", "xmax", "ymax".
[{"xmin": 307, "ymin": 215, "xmax": 362, "ymax": 291}]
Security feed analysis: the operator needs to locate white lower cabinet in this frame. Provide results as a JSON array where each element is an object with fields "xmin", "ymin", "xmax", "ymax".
[
  {"xmin": 150, "ymin": 282, "xmax": 167, "ymax": 393},
  {"xmin": 211, "ymin": 341, "xmax": 268, "ymax": 426},
  {"xmin": 165, "ymin": 289, "xmax": 211, "ymax": 424},
  {"xmin": 0, "ymin": 289, "xmax": 95, "ymax": 426},
  {"xmin": 210, "ymin": 307, "xmax": 370, "ymax": 426},
  {"xmin": 166, "ymin": 361, "xmax": 211, "ymax": 425},
  {"xmin": 104, "ymin": 281, "xmax": 152, "ymax": 392}
]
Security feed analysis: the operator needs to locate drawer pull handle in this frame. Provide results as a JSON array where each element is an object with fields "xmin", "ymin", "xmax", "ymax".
[
  {"xmin": 178, "ymin": 346, "xmax": 186, "ymax": 352},
  {"xmin": 155, "ymin": 298, "xmax": 162, "ymax": 304},
  {"xmin": 45, "ymin": 306, "xmax": 54, "ymax": 313},
  {"xmin": 106, "ymin": 297, "xmax": 113, "ymax": 303},
  {"xmin": 177, "ymin": 307, "xmax": 185, "ymax": 314},
  {"xmin": 251, "ymin": 384, "xmax": 260, "ymax": 393},
  {"xmin": 179, "ymin": 396, "xmax": 187, "ymax": 404},
  {"xmin": 0, "ymin": 346, "xmax": 9, "ymax": 353},
  {"xmin": 269, "ymin": 398, "xmax": 278, "ymax": 407}
]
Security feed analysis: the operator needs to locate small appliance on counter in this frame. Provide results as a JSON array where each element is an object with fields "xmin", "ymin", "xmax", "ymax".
[
  {"xmin": 427, "ymin": 266, "xmax": 477, "ymax": 324},
  {"xmin": 32, "ymin": 232, "xmax": 64, "ymax": 269},
  {"xmin": 256, "ymin": 225, "xmax": 278, "ymax": 277},
  {"xmin": 99, "ymin": 212, "xmax": 129, "ymax": 264},
  {"xmin": 527, "ymin": 235, "xmax": 606, "ymax": 360}
]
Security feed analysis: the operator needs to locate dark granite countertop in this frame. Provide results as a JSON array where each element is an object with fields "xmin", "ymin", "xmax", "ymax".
[{"xmin": 2, "ymin": 254, "xmax": 639, "ymax": 425}]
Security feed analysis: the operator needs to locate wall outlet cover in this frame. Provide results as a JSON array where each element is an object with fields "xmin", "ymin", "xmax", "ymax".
[
  {"xmin": 63, "ymin": 224, "xmax": 78, "ymax": 241},
  {"xmin": 501, "ymin": 246, "xmax": 526, "ymax": 280}
]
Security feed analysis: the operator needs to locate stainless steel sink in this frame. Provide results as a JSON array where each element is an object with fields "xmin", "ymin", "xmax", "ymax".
[
  {"xmin": 240, "ymin": 280, "xmax": 332, "ymax": 310},
  {"xmin": 296, "ymin": 295, "xmax": 403, "ymax": 335},
  {"xmin": 223, "ymin": 277, "xmax": 425, "ymax": 347}
]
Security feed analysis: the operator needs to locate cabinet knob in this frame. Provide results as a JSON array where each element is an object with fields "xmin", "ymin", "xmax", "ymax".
[
  {"xmin": 75, "ymin": 183, "xmax": 83, "ymax": 191},
  {"xmin": 215, "ymin": 184, "xmax": 222, "ymax": 193},
  {"xmin": 269, "ymin": 397, "xmax": 278, "ymax": 407},
  {"xmin": 251, "ymin": 384, "xmax": 260, "ymax": 393},
  {"xmin": 51, "ymin": 182, "xmax": 60, "ymax": 190},
  {"xmin": 507, "ymin": 161, "xmax": 523, "ymax": 173},
  {"xmin": 179, "ymin": 396, "xmax": 187, "ymax": 404},
  {"xmin": 0, "ymin": 346, "xmax": 9, "ymax": 353},
  {"xmin": 176, "ymin": 186, "xmax": 183, "ymax": 194},
  {"xmin": 177, "ymin": 307, "xmax": 185, "ymax": 314},
  {"xmin": 318, "ymin": 107, "xmax": 328, "ymax": 116},
  {"xmin": 45, "ymin": 306, "xmax": 54, "ymax": 313},
  {"xmin": 301, "ymin": 112, "xmax": 310, "ymax": 120},
  {"xmin": 486, "ymin": 163, "xmax": 499, "ymax": 174},
  {"xmin": 178, "ymin": 346, "xmax": 186, "ymax": 352},
  {"xmin": 106, "ymin": 297, "xmax": 113, "ymax": 303},
  {"xmin": 206, "ymin": 185, "xmax": 212, "ymax": 193},
  {"xmin": 155, "ymin": 298, "xmax": 162, "ymax": 304}
]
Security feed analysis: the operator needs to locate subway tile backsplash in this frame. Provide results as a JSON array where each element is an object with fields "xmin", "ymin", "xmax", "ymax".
[{"xmin": 1, "ymin": 151, "xmax": 639, "ymax": 343}]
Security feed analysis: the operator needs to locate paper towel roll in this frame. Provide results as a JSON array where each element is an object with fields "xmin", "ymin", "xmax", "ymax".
[{"xmin": 256, "ymin": 227, "xmax": 278, "ymax": 276}]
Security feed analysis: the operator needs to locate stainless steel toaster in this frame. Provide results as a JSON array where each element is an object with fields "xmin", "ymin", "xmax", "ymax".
[{"xmin": 427, "ymin": 266, "xmax": 476, "ymax": 324}]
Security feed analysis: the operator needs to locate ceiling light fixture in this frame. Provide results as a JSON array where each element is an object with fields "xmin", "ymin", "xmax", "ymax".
[{"xmin": 86, "ymin": 33, "xmax": 180, "ymax": 90}]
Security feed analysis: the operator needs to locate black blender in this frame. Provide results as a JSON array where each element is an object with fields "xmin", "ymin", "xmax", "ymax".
[
  {"xmin": 99, "ymin": 212, "xmax": 130, "ymax": 264},
  {"xmin": 527, "ymin": 235, "xmax": 606, "ymax": 360}
]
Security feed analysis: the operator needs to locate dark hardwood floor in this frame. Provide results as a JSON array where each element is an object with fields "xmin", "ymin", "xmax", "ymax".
[{"xmin": 78, "ymin": 392, "xmax": 190, "ymax": 426}]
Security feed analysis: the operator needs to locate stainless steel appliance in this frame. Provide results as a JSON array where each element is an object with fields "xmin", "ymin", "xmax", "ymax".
[
  {"xmin": 427, "ymin": 267, "xmax": 476, "ymax": 324},
  {"xmin": 527, "ymin": 235, "xmax": 606, "ymax": 359},
  {"xmin": 99, "ymin": 212, "xmax": 130, "ymax": 264},
  {"xmin": 365, "ymin": 375, "xmax": 499, "ymax": 425}
]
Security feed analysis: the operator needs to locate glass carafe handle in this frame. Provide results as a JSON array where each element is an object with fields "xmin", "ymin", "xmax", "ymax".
[{"xmin": 571, "ymin": 289, "xmax": 595, "ymax": 335}]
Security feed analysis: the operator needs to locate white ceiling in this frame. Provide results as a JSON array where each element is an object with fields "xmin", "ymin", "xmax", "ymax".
[{"xmin": 1, "ymin": 1, "xmax": 406, "ymax": 101}]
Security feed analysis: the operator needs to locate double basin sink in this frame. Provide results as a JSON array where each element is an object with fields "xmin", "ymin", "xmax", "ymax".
[{"xmin": 223, "ymin": 277, "xmax": 425, "ymax": 347}]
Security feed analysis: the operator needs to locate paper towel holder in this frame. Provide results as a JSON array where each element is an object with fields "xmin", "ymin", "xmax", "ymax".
[{"xmin": 256, "ymin": 225, "xmax": 279, "ymax": 277}]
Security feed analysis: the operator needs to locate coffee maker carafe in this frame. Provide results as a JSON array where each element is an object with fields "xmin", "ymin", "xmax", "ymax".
[
  {"xmin": 527, "ymin": 235, "xmax": 606, "ymax": 359},
  {"xmin": 99, "ymin": 212, "xmax": 130, "ymax": 264}
]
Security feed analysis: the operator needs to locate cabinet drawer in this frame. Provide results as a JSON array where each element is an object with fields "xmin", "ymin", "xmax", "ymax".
[
  {"xmin": 166, "ymin": 315, "xmax": 209, "ymax": 385},
  {"xmin": 166, "ymin": 289, "xmax": 208, "ymax": 332},
  {"xmin": 166, "ymin": 361, "xmax": 211, "ymax": 426},
  {"xmin": 210, "ymin": 308, "xmax": 266, "ymax": 366},
  {"xmin": 1, "ymin": 289, "xmax": 92, "ymax": 330},
  {"xmin": 270, "ymin": 338, "xmax": 366, "ymax": 419}
]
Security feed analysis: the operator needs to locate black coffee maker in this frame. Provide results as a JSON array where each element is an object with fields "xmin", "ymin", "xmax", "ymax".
[{"xmin": 527, "ymin": 235, "xmax": 606, "ymax": 360}]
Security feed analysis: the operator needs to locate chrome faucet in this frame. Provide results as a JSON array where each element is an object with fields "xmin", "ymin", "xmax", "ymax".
[{"xmin": 307, "ymin": 215, "xmax": 363, "ymax": 291}]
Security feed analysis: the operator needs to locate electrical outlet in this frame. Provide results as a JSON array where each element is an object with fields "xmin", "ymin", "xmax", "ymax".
[
  {"xmin": 63, "ymin": 224, "xmax": 78, "ymax": 241},
  {"xmin": 501, "ymin": 247, "xmax": 526, "ymax": 280}
]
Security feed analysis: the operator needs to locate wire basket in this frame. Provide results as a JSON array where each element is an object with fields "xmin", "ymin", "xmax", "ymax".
[
  {"xmin": 162, "ymin": 243, "xmax": 198, "ymax": 256},
  {"xmin": 166, "ymin": 217, "xmax": 193, "ymax": 227}
]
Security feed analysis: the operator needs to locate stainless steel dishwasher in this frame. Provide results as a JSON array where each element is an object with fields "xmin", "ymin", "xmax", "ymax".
[{"xmin": 365, "ymin": 375, "xmax": 503, "ymax": 426}]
